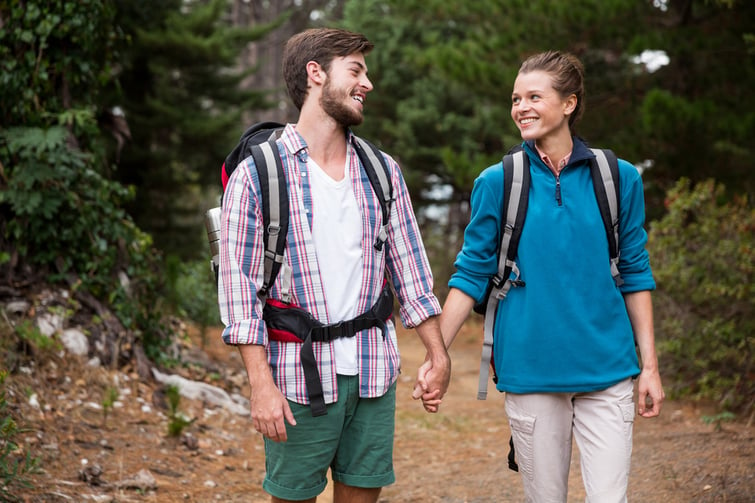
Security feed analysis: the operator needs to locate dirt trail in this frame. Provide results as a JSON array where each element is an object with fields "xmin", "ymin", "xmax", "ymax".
[{"xmin": 15, "ymin": 319, "xmax": 755, "ymax": 502}]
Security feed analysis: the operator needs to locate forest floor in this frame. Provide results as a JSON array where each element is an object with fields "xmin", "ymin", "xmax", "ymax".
[{"xmin": 9, "ymin": 318, "xmax": 755, "ymax": 503}]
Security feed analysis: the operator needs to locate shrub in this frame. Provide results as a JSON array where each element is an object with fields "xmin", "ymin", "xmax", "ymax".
[
  {"xmin": 647, "ymin": 178, "xmax": 754, "ymax": 415},
  {"xmin": 164, "ymin": 256, "xmax": 220, "ymax": 346}
]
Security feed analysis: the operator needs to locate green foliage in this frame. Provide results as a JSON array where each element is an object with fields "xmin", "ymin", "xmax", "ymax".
[
  {"xmin": 0, "ymin": 371, "xmax": 41, "ymax": 502},
  {"xmin": 0, "ymin": 0, "xmax": 119, "ymax": 126},
  {"xmin": 165, "ymin": 384, "xmax": 195, "ymax": 437},
  {"xmin": 12, "ymin": 320, "xmax": 60, "ymax": 356},
  {"xmin": 630, "ymin": 1, "xmax": 754, "ymax": 214},
  {"xmin": 343, "ymin": 0, "xmax": 646, "ymax": 197},
  {"xmin": 115, "ymin": 0, "xmax": 278, "ymax": 259},
  {"xmin": 341, "ymin": 0, "xmax": 754, "ymax": 230},
  {"xmin": 648, "ymin": 178, "xmax": 754, "ymax": 415},
  {"xmin": 701, "ymin": 411, "xmax": 736, "ymax": 432},
  {"xmin": 0, "ymin": 0, "xmax": 171, "ymax": 362},
  {"xmin": 164, "ymin": 256, "xmax": 221, "ymax": 345},
  {"xmin": 101, "ymin": 386, "xmax": 119, "ymax": 427}
]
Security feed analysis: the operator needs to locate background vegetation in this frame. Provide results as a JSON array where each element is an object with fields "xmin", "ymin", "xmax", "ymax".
[{"xmin": 0, "ymin": 6, "xmax": 752, "ymax": 491}]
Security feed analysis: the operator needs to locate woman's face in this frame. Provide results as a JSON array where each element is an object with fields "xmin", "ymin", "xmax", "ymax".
[{"xmin": 510, "ymin": 70, "xmax": 576, "ymax": 143}]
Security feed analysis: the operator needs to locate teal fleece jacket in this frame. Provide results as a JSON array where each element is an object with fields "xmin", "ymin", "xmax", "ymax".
[{"xmin": 449, "ymin": 138, "xmax": 655, "ymax": 393}]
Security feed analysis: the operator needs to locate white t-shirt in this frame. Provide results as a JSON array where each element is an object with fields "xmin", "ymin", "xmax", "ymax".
[{"xmin": 307, "ymin": 154, "xmax": 363, "ymax": 375}]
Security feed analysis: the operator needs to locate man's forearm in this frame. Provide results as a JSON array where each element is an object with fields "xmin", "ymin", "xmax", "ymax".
[
  {"xmin": 414, "ymin": 315, "xmax": 451, "ymax": 393},
  {"xmin": 237, "ymin": 343, "xmax": 275, "ymax": 390}
]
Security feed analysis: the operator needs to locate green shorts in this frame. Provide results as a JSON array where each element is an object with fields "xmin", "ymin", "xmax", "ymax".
[{"xmin": 262, "ymin": 374, "xmax": 396, "ymax": 501}]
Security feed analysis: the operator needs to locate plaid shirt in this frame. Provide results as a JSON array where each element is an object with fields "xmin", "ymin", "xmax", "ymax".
[{"xmin": 219, "ymin": 124, "xmax": 440, "ymax": 405}]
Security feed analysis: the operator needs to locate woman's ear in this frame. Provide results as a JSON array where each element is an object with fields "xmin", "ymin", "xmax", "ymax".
[{"xmin": 563, "ymin": 94, "xmax": 578, "ymax": 116}]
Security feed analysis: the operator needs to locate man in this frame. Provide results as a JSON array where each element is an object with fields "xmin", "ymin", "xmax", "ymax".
[{"xmin": 218, "ymin": 28, "xmax": 450, "ymax": 503}]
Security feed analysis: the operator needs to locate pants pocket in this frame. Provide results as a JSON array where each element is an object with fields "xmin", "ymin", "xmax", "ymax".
[
  {"xmin": 618, "ymin": 400, "xmax": 635, "ymax": 460},
  {"xmin": 505, "ymin": 400, "xmax": 536, "ymax": 481}
]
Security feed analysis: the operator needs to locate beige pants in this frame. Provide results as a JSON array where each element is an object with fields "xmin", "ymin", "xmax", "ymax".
[{"xmin": 504, "ymin": 378, "xmax": 635, "ymax": 503}]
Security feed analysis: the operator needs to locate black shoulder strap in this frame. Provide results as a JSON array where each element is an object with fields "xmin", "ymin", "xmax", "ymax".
[
  {"xmin": 351, "ymin": 136, "xmax": 394, "ymax": 251},
  {"xmin": 588, "ymin": 148, "xmax": 623, "ymax": 286},
  {"xmin": 250, "ymin": 140, "xmax": 288, "ymax": 297}
]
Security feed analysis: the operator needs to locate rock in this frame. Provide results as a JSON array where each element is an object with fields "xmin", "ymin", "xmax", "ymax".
[
  {"xmin": 5, "ymin": 300, "xmax": 30, "ymax": 315},
  {"xmin": 115, "ymin": 468, "xmax": 157, "ymax": 491},
  {"xmin": 60, "ymin": 327, "xmax": 89, "ymax": 356},
  {"xmin": 181, "ymin": 433, "xmax": 199, "ymax": 451},
  {"xmin": 37, "ymin": 312, "xmax": 63, "ymax": 337},
  {"xmin": 151, "ymin": 368, "xmax": 249, "ymax": 416},
  {"xmin": 79, "ymin": 463, "xmax": 104, "ymax": 485}
]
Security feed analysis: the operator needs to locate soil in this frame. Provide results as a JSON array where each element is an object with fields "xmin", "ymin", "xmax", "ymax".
[{"xmin": 9, "ymin": 318, "xmax": 755, "ymax": 503}]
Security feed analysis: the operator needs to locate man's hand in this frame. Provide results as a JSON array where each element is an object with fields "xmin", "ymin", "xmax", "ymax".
[
  {"xmin": 413, "ymin": 355, "xmax": 450, "ymax": 413},
  {"xmin": 637, "ymin": 367, "xmax": 664, "ymax": 418},
  {"xmin": 237, "ymin": 344, "xmax": 296, "ymax": 441},
  {"xmin": 249, "ymin": 380, "xmax": 297, "ymax": 442}
]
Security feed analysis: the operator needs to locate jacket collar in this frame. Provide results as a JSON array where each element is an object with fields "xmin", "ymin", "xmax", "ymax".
[{"xmin": 523, "ymin": 137, "xmax": 594, "ymax": 168}]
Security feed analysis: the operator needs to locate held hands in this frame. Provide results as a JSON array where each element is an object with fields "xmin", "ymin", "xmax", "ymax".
[
  {"xmin": 412, "ymin": 353, "xmax": 451, "ymax": 413},
  {"xmin": 637, "ymin": 366, "xmax": 665, "ymax": 418},
  {"xmin": 249, "ymin": 381, "xmax": 297, "ymax": 442}
]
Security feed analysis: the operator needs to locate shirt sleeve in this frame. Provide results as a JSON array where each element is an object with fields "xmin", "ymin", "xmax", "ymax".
[
  {"xmin": 382, "ymin": 154, "xmax": 442, "ymax": 328},
  {"xmin": 617, "ymin": 159, "xmax": 656, "ymax": 293},
  {"xmin": 448, "ymin": 163, "xmax": 505, "ymax": 303},
  {"xmin": 218, "ymin": 158, "xmax": 268, "ymax": 345}
]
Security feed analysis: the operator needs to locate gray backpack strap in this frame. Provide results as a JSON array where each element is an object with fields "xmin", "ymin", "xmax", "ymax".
[
  {"xmin": 251, "ymin": 140, "xmax": 291, "ymax": 300},
  {"xmin": 478, "ymin": 149, "xmax": 528, "ymax": 400},
  {"xmin": 589, "ymin": 148, "xmax": 622, "ymax": 287},
  {"xmin": 352, "ymin": 136, "xmax": 393, "ymax": 251}
]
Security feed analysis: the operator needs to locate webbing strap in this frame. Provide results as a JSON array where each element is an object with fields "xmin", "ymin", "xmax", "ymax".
[
  {"xmin": 508, "ymin": 435, "xmax": 519, "ymax": 471},
  {"xmin": 589, "ymin": 148, "xmax": 623, "ymax": 286},
  {"xmin": 353, "ymin": 137, "xmax": 393, "ymax": 251},
  {"xmin": 302, "ymin": 310, "xmax": 390, "ymax": 417},
  {"xmin": 251, "ymin": 141, "xmax": 290, "ymax": 297},
  {"xmin": 268, "ymin": 285, "xmax": 394, "ymax": 417},
  {"xmin": 478, "ymin": 151, "xmax": 526, "ymax": 400},
  {"xmin": 300, "ymin": 333, "xmax": 326, "ymax": 416}
]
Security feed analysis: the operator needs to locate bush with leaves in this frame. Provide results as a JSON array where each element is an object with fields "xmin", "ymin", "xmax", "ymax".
[
  {"xmin": 647, "ymin": 178, "xmax": 754, "ymax": 415},
  {"xmin": 0, "ymin": 2, "xmax": 169, "ymax": 359},
  {"xmin": 165, "ymin": 256, "xmax": 221, "ymax": 347}
]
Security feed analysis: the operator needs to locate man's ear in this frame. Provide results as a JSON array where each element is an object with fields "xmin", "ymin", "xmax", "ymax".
[{"xmin": 306, "ymin": 61, "xmax": 325, "ymax": 86}]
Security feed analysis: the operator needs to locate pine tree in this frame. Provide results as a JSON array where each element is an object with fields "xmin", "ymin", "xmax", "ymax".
[{"xmin": 115, "ymin": 0, "xmax": 277, "ymax": 258}]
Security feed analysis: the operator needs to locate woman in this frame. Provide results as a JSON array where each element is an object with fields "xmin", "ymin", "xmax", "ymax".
[{"xmin": 421, "ymin": 51, "xmax": 664, "ymax": 502}]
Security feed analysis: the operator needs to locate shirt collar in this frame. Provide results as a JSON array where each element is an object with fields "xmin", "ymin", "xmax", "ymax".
[
  {"xmin": 281, "ymin": 123, "xmax": 356, "ymax": 159},
  {"xmin": 535, "ymin": 144, "xmax": 571, "ymax": 172}
]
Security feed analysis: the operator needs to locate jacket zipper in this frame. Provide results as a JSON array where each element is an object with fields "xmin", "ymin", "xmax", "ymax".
[{"xmin": 555, "ymin": 174, "xmax": 562, "ymax": 205}]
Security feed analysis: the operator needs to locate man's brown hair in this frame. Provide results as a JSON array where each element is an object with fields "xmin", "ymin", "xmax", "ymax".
[{"xmin": 283, "ymin": 28, "xmax": 374, "ymax": 110}]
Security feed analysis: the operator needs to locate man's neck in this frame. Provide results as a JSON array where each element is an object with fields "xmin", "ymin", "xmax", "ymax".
[{"xmin": 296, "ymin": 109, "xmax": 349, "ymax": 180}]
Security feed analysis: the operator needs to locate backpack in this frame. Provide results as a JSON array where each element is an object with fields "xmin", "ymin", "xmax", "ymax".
[
  {"xmin": 474, "ymin": 145, "xmax": 622, "ymax": 401},
  {"xmin": 207, "ymin": 122, "xmax": 394, "ymax": 300}
]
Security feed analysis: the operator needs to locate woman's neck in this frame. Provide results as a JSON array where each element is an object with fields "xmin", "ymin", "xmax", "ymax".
[{"xmin": 534, "ymin": 133, "xmax": 573, "ymax": 163}]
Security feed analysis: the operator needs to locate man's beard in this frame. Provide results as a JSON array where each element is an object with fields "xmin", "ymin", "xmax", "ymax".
[{"xmin": 320, "ymin": 79, "xmax": 363, "ymax": 128}]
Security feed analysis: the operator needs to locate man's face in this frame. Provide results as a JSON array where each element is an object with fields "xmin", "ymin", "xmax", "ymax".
[{"xmin": 320, "ymin": 53, "xmax": 373, "ymax": 127}]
